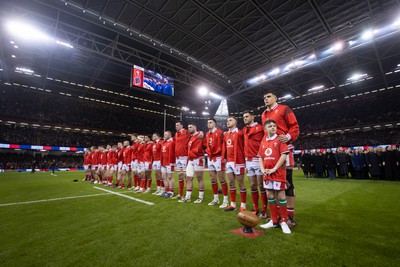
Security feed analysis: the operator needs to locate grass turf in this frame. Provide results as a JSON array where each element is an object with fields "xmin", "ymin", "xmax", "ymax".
[{"xmin": 0, "ymin": 171, "xmax": 399, "ymax": 267}]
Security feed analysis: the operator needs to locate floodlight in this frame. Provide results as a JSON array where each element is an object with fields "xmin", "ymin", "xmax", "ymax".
[
  {"xmin": 209, "ymin": 92, "xmax": 223, "ymax": 99},
  {"xmin": 330, "ymin": 41, "xmax": 343, "ymax": 52},
  {"xmin": 308, "ymin": 85, "xmax": 324, "ymax": 91},
  {"xmin": 5, "ymin": 21, "xmax": 50, "ymax": 42},
  {"xmin": 202, "ymin": 111, "xmax": 209, "ymax": 116},
  {"xmin": 198, "ymin": 86, "xmax": 209, "ymax": 96},
  {"xmin": 282, "ymin": 94, "xmax": 292, "ymax": 99},
  {"xmin": 347, "ymin": 73, "xmax": 367, "ymax": 81}
]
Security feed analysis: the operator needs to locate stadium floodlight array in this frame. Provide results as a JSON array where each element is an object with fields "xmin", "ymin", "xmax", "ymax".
[
  {"xmin": 247, "ymin": 16, "xmax": 400, "ymax": 87},
  {"xmin": 5, "ymin": 20, "xmax": 74, "ymax": 49}
]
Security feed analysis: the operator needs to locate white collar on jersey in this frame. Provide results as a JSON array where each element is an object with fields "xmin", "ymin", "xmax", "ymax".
[
  {"xmin": 246, "ymin": 122, "xmax": 258, "ymax": 127},
  {"xmin": 228, "ymin": 127, "xmax": 238, "ymax": 133},
  {"xmin": 165, "ymin": 138, "xmax": 173, "ymax": 142},
  {"xmin": 265, "ymin": 134, "xmax": 278, "ymax": 141},
  {"xmin": 209, "ymin": 128, "xmax": 217, "ymax": 133},
  {"xmin": 267, "ymin": 103, "xmax": 278, "ymax": 111}
]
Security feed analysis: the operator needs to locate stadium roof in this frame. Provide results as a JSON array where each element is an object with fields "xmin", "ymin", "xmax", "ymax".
[{"xmin": 1, "ymin": 0, "xmax": 400, "ymax": 117}]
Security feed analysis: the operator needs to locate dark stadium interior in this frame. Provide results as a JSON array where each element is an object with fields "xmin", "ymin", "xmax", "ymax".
[{"xmin": 0, "ymin": 0, "xmax": 399, "ymax": 149}]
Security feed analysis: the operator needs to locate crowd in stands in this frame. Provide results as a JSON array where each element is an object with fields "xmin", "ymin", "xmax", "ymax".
[
  {"xmin": 297, "ymin": 146, "xmax": 400, "ymax": 181},
  {"xmin": 294, "ymin": 128, "xmax": 400, "ymax": 150},
  {"xmin": 0, "ymin": 87, "xmax": 173, "ymax": 133},
  {"xmin": 0, "ymin": 152, "xmax": 83, "ymax": 169}
]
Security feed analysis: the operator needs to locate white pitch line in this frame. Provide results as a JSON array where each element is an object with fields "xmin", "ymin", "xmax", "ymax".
[
  {"xmin": 93, "ymin": 186, "xmax": 154, "ymax": 205},
  {"xmin": 0, "ymin": 193, "xmax": 110, "ymax": 207}
]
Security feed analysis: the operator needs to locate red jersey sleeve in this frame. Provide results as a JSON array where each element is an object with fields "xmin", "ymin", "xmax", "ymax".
[{"xmin": 284, "ymin": 106, "xmax": 300, "ymax": 142}]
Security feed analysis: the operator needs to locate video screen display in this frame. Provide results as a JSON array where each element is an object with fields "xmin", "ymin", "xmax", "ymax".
[{"xmin": 131, "ymin": 65, "xmax": 174, "ymax": 96}]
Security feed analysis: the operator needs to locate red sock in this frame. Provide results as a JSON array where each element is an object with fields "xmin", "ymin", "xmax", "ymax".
[
  {"xmin": 156, "ymin": 179, "xmax": 161, "ymax": 187},
  {"xmin": 161, "ymin": 180, "xmax": 164, "ymax": 187},
  {"xmin": 121, "ymin": 183, "xmax": 125, "ymax": 188},
  {"xmin": 269, "ymin": 202, "xmax": 279, "ymax": 224},
  {"xmin": 251, "ymin": 190, "xmax": 259, "ymax": 212},
  {"xmin": 166, "ymin": 187, "xmax": 170, "ymax": 192},
  {"xmin": 221, "ymin": 181, "xmax": 228, "ymax": 196},
  {"xmin": 240, "ymin": 189, "xmax": 247, "ymax": 205},
  {"xmin": 230, "ymin": 187, "xmax": 236, "ymax": 203},
  {"xmin": 140, "ymin": 179, "xmax": 145, "ymax": 189},
  {"xmin": 261, "ymin": 190, "xmax": 268, "ymax": 213},
  {"xmin": 98, "ymin": 174, "xmax": 102, "ymax": 180},
  {"xmin": 211, "ymin": 182, "xmax": 218, "ymax": 195},
  {"xmin": 179, "ymin": 179, "xmax": 184, "ymax": 196},
  {"xmin": 108, "ymin": 176, "xmax": 113, "ymax": 183},
  {"xmin": 147, "ymin": 178, "xmax": 152, "ymax": 188},
  {"xmin": 280, "ymin": 205, "xmax": 288, "ymax": 222},
  {"xmin": 134, "ymin": 175, "xmax": 139, "ymax": 187}
]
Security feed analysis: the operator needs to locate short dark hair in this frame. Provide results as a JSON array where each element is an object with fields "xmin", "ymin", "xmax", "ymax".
[
  {"xmin": 153, "ymin": 132, "xmax": 161, "ymax": 138},
  {"xmin": 263, "ymin": 91, "xmax": 279, "ymax": 98},
  {"xmin": 188, "ymin": 122, "xmax": 197, "ymax": 128},
  {"xmin": 228, "ymin": 116, "xmax": 237, "ymax": 121},
  {"xmin": 175, "ymin": 120, "xmax": 183, "ymax": 126},
  {"xmin": 208, "ymin": 118, "xmax": 217, "ymax": 123},
  {"xmin": 264, "ymin": 119, "xmax": 276, "ymax": 126},
  {"xmin": 243, "ymin": 110, "xmax": 254, "ymax": 116}
]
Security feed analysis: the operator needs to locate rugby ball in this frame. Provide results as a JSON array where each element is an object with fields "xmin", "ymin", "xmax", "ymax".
[{"xmin": 237, "ymin": 210, "xmax": 259, "ymax": 228}]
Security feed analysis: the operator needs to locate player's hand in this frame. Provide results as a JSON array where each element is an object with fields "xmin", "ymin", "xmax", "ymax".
[
  {"xmin": 198, "ymin": 131, "xmax": 204, "ymax": 139},
  {"xmin": 278, "ymin": 134, "xmax": 289, "ymax": 143}
]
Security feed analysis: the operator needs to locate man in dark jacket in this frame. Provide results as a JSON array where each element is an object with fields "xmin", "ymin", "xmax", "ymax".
[
  {"xmin": 325, "ymin": 148, "xmax": 336, "ymax": 180},
  {"xmin": 351, "ymin": 148, "xmax": 364, "ymax": 180},
  {"xmin": 365, "ymin": 147, "xmax": 381, "ymax": 180},
  {"xmin": 335, "ymin": 147, "xmax": 348, "ymax": 178}
]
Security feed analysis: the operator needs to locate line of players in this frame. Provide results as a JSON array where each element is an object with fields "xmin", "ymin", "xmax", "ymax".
[{"xmin": 83, "ymin": 91, "xmax": 299, "ymax": 234}]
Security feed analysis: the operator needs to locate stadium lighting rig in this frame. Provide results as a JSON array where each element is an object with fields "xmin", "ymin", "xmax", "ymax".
[
  {"xmin": 247, "ymin": 15, "xmax": 400, "ymax": 87},
  {"xmin": 4, "ymin": 20, "xmax": 74, "ymax": 49},
  {"xmin": 347, "ymin": 73, "xmax": 368, "ymax": 81},
  {"xmin": 308, "ymin": 85, "xmax": 325, "ymax": 91}
]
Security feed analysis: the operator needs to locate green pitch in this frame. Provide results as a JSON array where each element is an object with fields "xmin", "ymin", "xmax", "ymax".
[{"xmin": 0, "ymin": 171, "xmax": 399, "ymax": 267}]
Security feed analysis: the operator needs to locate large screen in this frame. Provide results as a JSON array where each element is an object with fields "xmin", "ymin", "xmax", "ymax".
[{"xmin": 131, "ymin": 65, "xmax": 174, "ymax": 96}]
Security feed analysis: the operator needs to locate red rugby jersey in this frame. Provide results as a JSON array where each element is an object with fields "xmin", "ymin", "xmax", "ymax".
[
  {"xmin": 117, "ymin": 147, "xmax": 124, "ymax": 163},
  {"xmin": 123, "ymin": 146, "xmax": 132, "ymax": 164},
  {"xmin": 261, "ymin": 103, "xmax": 299, "ymax": 143},
  {"xmin": 243, "ymin": 122, "xmax": 264, "ymax": 159},
  {"xmin": 99, "ymin": 151, "xmax": 107, "ymax": 165},
  {"xmin": 107, "ymin": 150, "xmax": 115, "ymax": 165},
  {"xmin": 174, "ymin": 129, "xmax": 189, "ymax": 157},
  {"xmin": 152, "ymin": 139, "xmax": 162, "ymax": 161},
  {"xmin": 131, "ymin": 141, "xmax": 140, "ymax": 160},
  {"xmin": 205, "ymin": 128, "xmax": 224, "ymax": 160},
  {"xmin": 222, "ymin": 128, "xmax": 245, "ymax": 164},
  {"xmin": 84, "ymin": 153, "xmax": 91, "ymax": 165},
  {"xmin": 91, "ymin": 151, "xmax": 99, "ymax": 165},
  {"xmin": 137, "ymin": 143, "xmax": 145, "ymax": 163},
  {"xmin": 187, "ymin": 131, "xmax": 206, "ymax": 160},
  {"xmin": 144, "ymin": 142, "xmax": 153, "ymax": 162},
  {"xmin": 161, "ymin": 138, "xmax": 175, "ymax": 166},
  {"xmin": 257, "ymin": 134, "xmax": 289, "ymax": 183}
]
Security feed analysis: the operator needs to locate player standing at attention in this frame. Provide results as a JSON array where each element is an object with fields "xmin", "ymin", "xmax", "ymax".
[
  {"xmin": 152, "ymin": 133, "xmax": 163, "ymax": 195},
  {"xmin": 262, "ymin": 91, "xmax": 300, "ymax": 227},
  {"xmin": 91, "ymin": 146, "xmax": 100, "ymax": 184},
  {"xmin": 258, "ymin": 120, "xmax": 291, "ymax": 234},
  {"xmin": 130, "ymin": 134, "xmax": 141, "ymax": 191},
  {"xmin": 179, "ymin": 123, "xmax": 206, "ymax": 203},
  {"xmin": 243, "ymin": 111, "xmax": 268, "ymax": 219},
  {"xmin": 172, "ymin": 121, "xmax": 189, "ymax": 199},
  {"xmin": 106, "ymin": 145, "xmax": 117, "ymax": 186},
  {"xmin": 115, "ymin": 142, "xmax": 124, "ymax": 187},
  {"xmin": 119, "ymin": 140, "xmax": 133, "ymax": 189},
  {"xmin": 222, "ymin": 116, "xmax": 246, "ymax": 212},
  {"xmin": 97, "ymin": 145, "xmax": 107, "ymax": 184},
  {"xmin": 161, "ymin": 131, "xmax": 175, "ymax": 198},
  {"xmin": 205, "ymin": 118, "xmax": 229, "ymax": 208},
  {"xmin": 143, "ymin": 135, "xmax": 154, "ymax": 193},
  {"xmin": 83, "ymin": 149, "xmax": 91, "ymax": 181},
  {"xmin": 133, "ymin": 136, "xmax": 145, "ymax": 192}
]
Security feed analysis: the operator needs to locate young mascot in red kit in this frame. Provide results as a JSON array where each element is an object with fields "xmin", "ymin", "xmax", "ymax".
[{"xmin": 258, "ymin": 119, "xmax": 291, "ymax": 234}]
